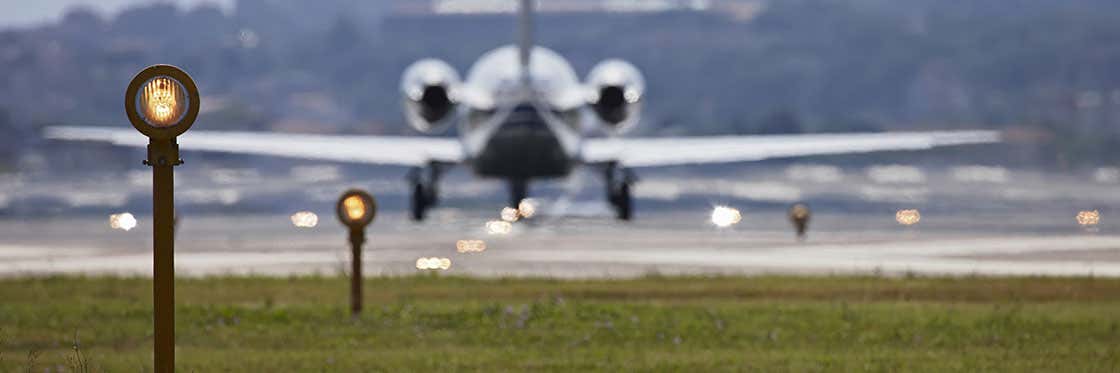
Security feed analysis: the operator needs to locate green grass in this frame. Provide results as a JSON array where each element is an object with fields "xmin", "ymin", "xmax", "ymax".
[{"xmin": 1, "ymin": 275, "xmax": 1119, "ymax": 371}]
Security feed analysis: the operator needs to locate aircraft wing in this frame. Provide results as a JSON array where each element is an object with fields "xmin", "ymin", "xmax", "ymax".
[
  {"xmin": 44, "ymin": 126, "xmax": 464, "ymax": 166},
  {"xmin": 582, "ymin": 130, "xmax": 1000, "ymax": 167}
]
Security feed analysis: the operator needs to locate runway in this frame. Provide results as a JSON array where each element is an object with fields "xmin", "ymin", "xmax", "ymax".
[{"xmin": 2, "ymin": 211, "xmax": 1117, "ymax": 278}]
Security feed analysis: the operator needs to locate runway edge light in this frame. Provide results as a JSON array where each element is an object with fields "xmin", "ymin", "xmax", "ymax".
[
  {"xmin": 896, "ymin": 209, "xmax": 921, "ymax": 226},
  {"xmin": 789, "ymin": 203, "xmax": 811, "ymax": 240},
  {"xmin": 336, "ymin": 189, "xmax": 376, "ymax": 317},
  {"xmin": 711, "ymin": 206, "xmax": 742, "ymax": 228},
  {"xmin": 125, "ymin": 64, "xmax": 199, "ymax": 373}
]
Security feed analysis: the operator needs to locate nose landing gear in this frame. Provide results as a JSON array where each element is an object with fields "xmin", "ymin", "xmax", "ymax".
[{"xmin": 508, "ymin": 179, "xmax": 528, "ymax": 209}]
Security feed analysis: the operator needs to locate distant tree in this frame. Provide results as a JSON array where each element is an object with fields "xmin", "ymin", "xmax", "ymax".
[{"xmin": 60, "ymin": 6, "xmax": 103, "ymax": 30}]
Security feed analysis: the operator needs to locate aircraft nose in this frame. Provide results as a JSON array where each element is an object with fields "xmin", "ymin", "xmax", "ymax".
[{"xmin": 505, "ymin": 103, "xmax": 546, "ymax": 128}]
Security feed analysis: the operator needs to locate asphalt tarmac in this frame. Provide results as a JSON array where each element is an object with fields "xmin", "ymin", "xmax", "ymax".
[{"xmin": 2, "ymin": 209, "xmax": 1117, "ymax": 278}]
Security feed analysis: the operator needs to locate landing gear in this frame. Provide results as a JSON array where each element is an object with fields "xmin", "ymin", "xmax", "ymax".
[
  {"xmin": 408, "ymin": 163, "xmax": 445, "ymax": 221},
  {"xmin": 605, "ymin": 164, "xmax": 635, "ymax": 221},
  {"xmin": 410, "ymin": 182, "xmax": 430, "ymax": 221},
  {"xmin": 612, "ymin": 182, "xmax": 632, "ymax": 220},
  {"xmin": 508, "ymin": 179, "xmax": 528, "ymax": 208}
]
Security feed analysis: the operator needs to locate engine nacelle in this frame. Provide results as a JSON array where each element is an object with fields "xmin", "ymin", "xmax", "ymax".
[
  {"xmin": 586, "ymin": 59, "xmax": 644, "ymax": 134},
  {"xmin": 401, "ymin": 59, "xmax": 460, "ymax": 133}
]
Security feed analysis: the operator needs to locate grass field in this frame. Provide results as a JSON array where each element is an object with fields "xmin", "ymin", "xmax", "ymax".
[{"xmin": 1, "ymin": 274, "xmax": 1118, "ymax": 371}]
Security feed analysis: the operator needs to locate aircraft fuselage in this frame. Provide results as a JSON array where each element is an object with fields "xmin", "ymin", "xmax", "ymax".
[{"xmin": 471, "ymin": 104, "xmax": 573, "ymax": 179}]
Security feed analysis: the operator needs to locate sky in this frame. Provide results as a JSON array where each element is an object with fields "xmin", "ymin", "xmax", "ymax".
[{"xmin": 0, "ymin": 0, "xmax": 234, "ymax": 29}]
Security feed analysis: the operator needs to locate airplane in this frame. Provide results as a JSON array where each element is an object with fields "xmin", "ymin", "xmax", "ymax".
[{"xmin": 45, "ymin": 0, "xmax": 1000, "ymax": 221}]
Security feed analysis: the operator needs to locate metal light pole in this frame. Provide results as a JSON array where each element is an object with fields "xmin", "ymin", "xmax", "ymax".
[
  {"xmin": 336, "ymin": 189, "xmax": 376, "ymax": 317},
  {"xmin": 125, "ymin": 65, "xmax": 200, "ymax": 373}
]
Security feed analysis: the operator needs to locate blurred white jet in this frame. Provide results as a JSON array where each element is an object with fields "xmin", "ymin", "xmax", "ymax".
[{"xmin": 46, "ymin": 0, "xmax": 999, "ymax": 221}]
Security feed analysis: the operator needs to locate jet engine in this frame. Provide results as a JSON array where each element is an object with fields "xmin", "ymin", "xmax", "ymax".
[
  {"xmin": 586, "ymin": 60, "xmax": 644, "ymax": 134},
  {"xmin": 401, "ymin": 59, "xmax": 460, "ymax": 133}
]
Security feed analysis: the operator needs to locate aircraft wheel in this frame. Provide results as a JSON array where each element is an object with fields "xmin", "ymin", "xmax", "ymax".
[
  {"xmin": 615, "ymin": 182, "xmax": 632, "ymax": 221},
  {"xmin": 410, "ymin": 183, "xmax": 428, "ymax": 221}
]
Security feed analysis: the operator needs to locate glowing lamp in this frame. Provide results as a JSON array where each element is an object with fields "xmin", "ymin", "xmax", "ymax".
[
  {"xmin": 336, "ymin": 189, "xmax": 376, "ymax": 229},
  {"xmin": 343, "ymin": 196, "xmax": 367, "ymax": 221},
  {"xmin": 517, "ymin": 198, "xmax": 537, "ymax": 218},
  {"xmin": 290, "ymin": 211, "xmax": 319, "ymax": 228},
  {"xmin": 896, "ymin": 209, "xmax": 921, "ymax": 226},
  {"xmin": 788, "ymin": 203, "xmax": 811, "ymax": 239},
  {"xmin": 109, "ymin": 212, "xmax": 138, "ymax": 231},
  {"xmin": 126, "ymin": 65, "xmax": 199, "ymax": 139},
  {"xmin": 416, "ymin": 257, "xmax": 452, "ymax": 270},
  {"xmin": 456, "ymin": 240, "xmax": 487, "ymax": 253},
  {"xmin": 789, "ymin": 204, "xmax": 810, "ymax": 220},
  {"xmin": 711, "ymin": 206, "xmax": 742, "ymax": 228},
  {"xmin": 501, "ymin": 207, "xmax": 520, "ymax": 222},
  {"xmin": 486, "ymin": 220, "xmax": 512, "ymax": 235},
  {"xmin": 1077, "ymin": 210, "xmax": 1101, "ymax": 226}
]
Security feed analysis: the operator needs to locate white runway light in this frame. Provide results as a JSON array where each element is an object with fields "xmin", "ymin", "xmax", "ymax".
[
  {"xmin": 486, "ymin": 220, "xmax": 512, "ymax": 235},
  {"xmin": 710, "ymin": 206, "xmax": 742, "ymax": 228},
  {"xmin": 416, "ymin": 257, "xmax": 452, "ymax": 270},
  {"xmin": 517, "ymin": 198, "xmax": 538, "ymax": 218},
  {"xmin": 289, "ymin": 211, "xmax": 319, "ymax": 228},
  {"xmin": 866, "ymin": 165, "xmax": 926, "ymax": 184},
  {"xmin": 109, "ymin": 213, "xmax": 138, "ymax": 231},
  {"xmin": 1094, "ymin": 168, "xmax": 1120, "ymax": 184},
  {"xmin": 456, "ymin": 240, "xmax": 487, "ymax": 253},
  {"xmin": 896, "ymin": 209, "xmax": 921, "ymax": 226},
  {"xmin": 1077, "ymin": 210, "xmax": 1101, "ymax": 227},
  {"xmin": 500, "ymin": 207, "xmax": 520, "ymax": 222}
]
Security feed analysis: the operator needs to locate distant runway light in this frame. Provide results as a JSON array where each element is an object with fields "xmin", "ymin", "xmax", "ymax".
[
  {"xmin": 711, "ymin": 206, "xmax": 742, "ymax": 228},
  {"xmin": 290, "ymin": 165, "xmax": 341, "ymax": 183},
  {"xmin": 109, "ymin": 212, "xmax": 138, "ymax": 231},
  {"xmin": 1077, "ymin": 210, "xmax": 1101, "ymax": 226},
  {"xmin": 518, "ymin": 198, "xmax": 538, "ymax": 218},
  {"xmin": 290, "ymin": 211, "xmax": 319, "ymax": 228},
  {"xmin": 501, "ymin": 207, "xmax": 520, "ymax": 222},
  {"xmin": 486, "ymin": 220, "xmax": 512, "ymax": 235},
  {"xmin": 785, "ymin": 164, "xmax": 844, "ymax": 183},
  {"xmin": 866, "ymin": 165, "xmax": 926, "ymax": 184},
  {"xmin": 237, "ymin": 28, "xmax": 259, "ymax": 49},
  {"xmin": 416, "ymin": 257, "xmax": 452, "ymax": 270},
  {"xmin": 896, "ymin": 209, "xmax": 921, "ymax": 226},
  {"xmin": 950, "ymin": 165, "xmax": 1009, "ymax": 184},
  {"xmin": 789, "ymin": 203, "xmax": 811, "ymax": 239},
  {"xmin": 456, "ymin": 240, "xmax": 487, "ymax": 253},
  {"xmin": 1095, "ymin": 167, "xmax": 1120, "ymax": 184}
]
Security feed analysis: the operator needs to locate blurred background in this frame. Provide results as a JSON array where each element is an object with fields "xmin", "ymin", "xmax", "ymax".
[{"xmin": 0, "ymin": 0, "xmax": 1117, "ymax": 226}]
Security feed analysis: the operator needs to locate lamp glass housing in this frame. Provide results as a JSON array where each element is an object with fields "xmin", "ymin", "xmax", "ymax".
[
  {"xmin": 136, "ymin": 76, "xmax": 190, "ymax": 128},
  {"xmin": 336, "ymin": 189, "xmax": 376, "ymax": 228},
  {"xmin": 342, "ymin": 195, "xmax": 368, "ymax": 223}
]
